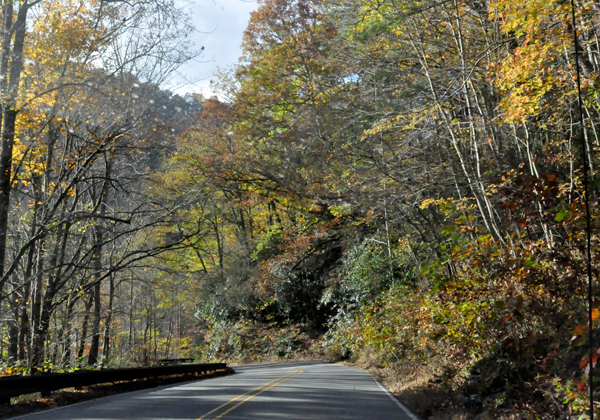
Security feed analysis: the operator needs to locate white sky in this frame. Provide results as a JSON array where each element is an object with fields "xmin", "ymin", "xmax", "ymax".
[{"xmin": 171, "ymin": 0, "xmax": 259, "ymax": 97}]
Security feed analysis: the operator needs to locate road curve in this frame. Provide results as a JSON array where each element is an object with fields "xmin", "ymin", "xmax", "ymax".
[{"xmin": 10, "ymin": 361, "xmax": 419, "ymax": 420}]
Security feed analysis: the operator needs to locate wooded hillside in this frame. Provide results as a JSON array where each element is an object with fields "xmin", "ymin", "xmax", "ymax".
[{"xmin": 1, "ymin": 0, "xmax": 599, "ymax": 418}]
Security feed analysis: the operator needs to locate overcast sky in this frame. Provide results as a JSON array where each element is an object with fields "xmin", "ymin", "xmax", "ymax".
[{"xmin": 171, "ymin": 0, "xmax": 259, "ymax": 97}]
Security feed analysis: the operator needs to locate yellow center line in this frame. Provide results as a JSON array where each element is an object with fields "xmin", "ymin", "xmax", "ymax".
[
  {"xmin": 212, "ymin": 368, "xmax": 303, "ymax": 420},
  {"xmin": 196, "ymin": 369, "xmax": 301, "ymax": 420}
]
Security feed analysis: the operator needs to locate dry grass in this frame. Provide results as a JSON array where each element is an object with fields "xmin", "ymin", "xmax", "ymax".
[
  {"xmin": 341, "ymin": 349, "xmax": 489, "ymax": 420},
  {"xmin": 350, "ymin": 357, "xmax": 531, "ymax": 420}
]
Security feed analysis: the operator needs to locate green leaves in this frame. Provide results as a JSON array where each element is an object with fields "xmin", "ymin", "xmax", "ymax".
[{"xmin": 555, "ymin": 211, "xmax": 568, "ymax": 222}]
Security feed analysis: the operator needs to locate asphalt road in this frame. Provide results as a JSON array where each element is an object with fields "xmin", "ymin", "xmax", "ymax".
[{"xmin": 10, "ymin": 361, "xmax": 418, "ymax": 420}]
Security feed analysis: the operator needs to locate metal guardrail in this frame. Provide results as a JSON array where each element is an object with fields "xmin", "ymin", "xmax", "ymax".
[
  {"xmin": 158, "ymin": 358, "xmax": 195, "ymax": 365},
  {"xmin": 0, "ymin": 362, "xmax": 227, "ymax": 404}
]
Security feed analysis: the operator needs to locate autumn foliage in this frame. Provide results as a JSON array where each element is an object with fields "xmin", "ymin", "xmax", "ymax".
[
  {"xmin": 5, "ymin": 0, "xmax": 600, "ymax": 418},
  {"xmin": 153, "ymin": 0, "xmax": 600, "ymax": 417}
]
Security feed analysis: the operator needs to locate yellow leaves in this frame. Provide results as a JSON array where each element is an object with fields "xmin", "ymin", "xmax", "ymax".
[
  {"xmin": 494, "ymin": 40, "xmax": 559, "ymax": 123},
  {"xmin": 489, "ymin": 0, "xmax": 580, "ymax": 123},
  {"xmin": 22, "ymin": 0, "xmax": 111, "ymax": 111},
  {"xmin": 489, "ymin": 0, "xmax": 570, "ymax": 38},
  {"xmin": 420, "ymin": 198, "xmax": 437, "ymax": 210},
  {"xmin": 29, "ymin": 0, "xmax": 106, "ymax": 66}
]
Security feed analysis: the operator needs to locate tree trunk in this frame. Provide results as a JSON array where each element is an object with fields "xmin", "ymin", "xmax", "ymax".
[
  {"xmin": 77, "ymin": 293, "xmax": 93, "ymax": 366},
  {"xmin": 7, "ymin": 287, "xmax": 19, "ymax": 362},
  {"xmin": 87, "ymin": 161, "xmax": 111, "ymax": 365},
  {"xmin": 0, "ymin": 1, "xmax": 30, "ymax": 295},
  {"xmin": 60, "ymin": 298, "xmax": 77, "ymax": 367},
  {"xmin": 29, "ymin": 239, "xmax": 45, "ymax": 368},
  {"xmin": 18, "ymin": 228, "xmax": 36, "ymax": 362},
  {"xmin": 87, "ymin": 280, "xmax": 101, "ymax": 366},
  {"xmin": 101, "ymin": 275, "xmax": 115, "ymax": 366}
]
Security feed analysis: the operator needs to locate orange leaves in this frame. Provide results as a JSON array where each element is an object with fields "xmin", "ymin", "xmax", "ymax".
[
  {"xmin": 574, "ymin": 324, "xmax": 587, "ymax": 337},
  {"xmin": 571, "ymin": 307, "xmax": 600, "ymax": 338},
  {"xmin": 579, "ymin": 348, "xmax": 600, "ymax": 369},
  {"xmin": 570, "ymin": 310, "xmax": 600, "ymax": 348}
]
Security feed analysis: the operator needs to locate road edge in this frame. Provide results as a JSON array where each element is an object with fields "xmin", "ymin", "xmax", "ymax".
[{"xmin": 364, "ymin": 370, "xmax": 423, "ymax": 420}]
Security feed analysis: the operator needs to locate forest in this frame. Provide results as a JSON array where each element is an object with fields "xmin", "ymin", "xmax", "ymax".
[{"xmin": 0, "ymin": 0, "xmax": 599, "ymax": 418}]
